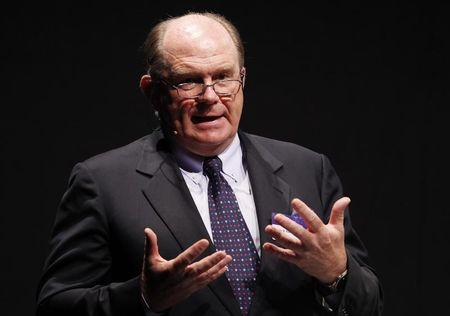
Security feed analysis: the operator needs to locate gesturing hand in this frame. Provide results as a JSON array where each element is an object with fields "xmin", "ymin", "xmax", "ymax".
[
  {"xmin": 140, "ymin": 228, "xmax": 232, "ymax": 312},
  {"xmin": 263, "ymin": 197, "xmax": 351, "ymax": 284}
]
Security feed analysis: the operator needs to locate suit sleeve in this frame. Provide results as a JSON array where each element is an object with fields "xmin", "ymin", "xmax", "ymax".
[
  {"xmin": 319, "ymin": 154, "xmax": 384, "ymax": 316},
  {"xmin": 36, "ymin": 162, "xmax": 145, "ymax": 316}
]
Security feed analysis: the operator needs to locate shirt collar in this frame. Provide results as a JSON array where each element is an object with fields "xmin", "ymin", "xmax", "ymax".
[
  {"xmin": 172, "ymin": 144, "xmax": 203, "ymax": 173},
  {"xmin": 172, "ymin": 134, "xmax": 245, "ymax": 181},
  {"xmin": 217, "ymin": 134, "xmax": 245, "ymax": 182}
]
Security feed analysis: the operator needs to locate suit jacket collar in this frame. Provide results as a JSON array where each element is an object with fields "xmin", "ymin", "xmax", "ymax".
[
  {"xmin": 136, "ymin": 129, "xmax": 213, "ymax": 249},
  {"xmin": 238, "ymin": 132, "xmax": 291, "ymax": 253}
]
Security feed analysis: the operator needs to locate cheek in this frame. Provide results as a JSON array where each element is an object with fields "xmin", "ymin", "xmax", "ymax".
[
  {"xmin": 159, "ymin": 103, "xmax": 180, "ymax": 129},
  {"xmin": 228, "ymin": 100, "xmax": 244, "ymax": 122},
  {"xmin": 167, "ymin": 102, "xmax": 194, "ymax": 124}
]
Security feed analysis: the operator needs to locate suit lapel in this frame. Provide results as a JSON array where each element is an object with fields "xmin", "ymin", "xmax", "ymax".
[
  {"xmin": 239, "ymin": 132, "xmax": 292, "ymax": 261},
  {"xmin": 137, "ymin": 133, "xmax": 213, "ymax": 254}
]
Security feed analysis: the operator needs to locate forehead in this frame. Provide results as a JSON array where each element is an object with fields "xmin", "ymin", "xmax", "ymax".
[{"xmin": 161, "ymin": 16, "xmax": 239, "ymax": 75}]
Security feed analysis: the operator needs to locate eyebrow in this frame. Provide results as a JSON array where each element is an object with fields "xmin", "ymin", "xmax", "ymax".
[{"xmin": 167, "ymin": 65, "xmax": 237, "ymax": 79}]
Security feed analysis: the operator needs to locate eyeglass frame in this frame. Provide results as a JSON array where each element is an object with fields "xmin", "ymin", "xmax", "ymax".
[{"xmin": 153, "ymin": 69, "xmax": 245, "ymax": 100}]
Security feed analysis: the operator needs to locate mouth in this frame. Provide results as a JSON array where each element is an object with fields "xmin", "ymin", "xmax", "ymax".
[{"xmin": 191, "ymin": 115, "xmax": 222, "ymax": 124}]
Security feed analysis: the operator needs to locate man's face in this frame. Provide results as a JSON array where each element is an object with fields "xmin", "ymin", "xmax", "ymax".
[{"xmin": 155, "ymin": 17, "xmax": 244, "ymax": 157}]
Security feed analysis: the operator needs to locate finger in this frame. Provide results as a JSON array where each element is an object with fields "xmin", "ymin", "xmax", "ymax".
[
  {"xmin": 328, "ymin": 197, "xmax": 351, "ymax": 226},
  {"xmin": 291, "ymin": 198, "xmax": 324, "ymax": 233},
  {"xmin": 265, "ymin": 224, "xmax": 303, "ymax": 249},
  {"xmin": 194, "ymin": 254, "xmax": 232, "ymax": 286},
  {"xmin": 172, "ymin": 239, "xmax": 210, "ymax": 271},
  {"xmin": 263, "ymin": 242, "xmax": 298, "ymax": 263},
  {"xmin": 184, "ymin": 250, "xmax": 229, "ymax": 277},
  {"xmin": 270, "ymin": 212, "xmax": 310, "ymax": 243},
  {"xmin": 144, "ymin": 228, "xmax": 160, "ymax": 259}
]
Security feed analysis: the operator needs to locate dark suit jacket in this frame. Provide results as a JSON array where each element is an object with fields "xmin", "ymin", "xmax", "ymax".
[{"xmin": 36, "ymin": 130, "xmax": 383, "ymax": 316}]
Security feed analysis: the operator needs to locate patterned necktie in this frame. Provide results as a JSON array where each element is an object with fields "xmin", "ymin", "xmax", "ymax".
[{"xmin": 203, "ymin": 156, "xmax": 260, "ymax": 316}]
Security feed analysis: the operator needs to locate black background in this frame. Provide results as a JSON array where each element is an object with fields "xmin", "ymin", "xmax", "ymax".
[{"xmin": 1, "ymin": 1, "xmax": 448, "ymax": 315}]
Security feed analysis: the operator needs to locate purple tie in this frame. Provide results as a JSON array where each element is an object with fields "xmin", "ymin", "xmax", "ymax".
[{"xmin": 203, "ymin": 156, "xmax": 260, "ymax": 316}]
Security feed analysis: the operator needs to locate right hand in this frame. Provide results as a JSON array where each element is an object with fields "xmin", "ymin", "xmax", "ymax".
[{"xmin": 140, "ymin": 228, "xmax": 232, "ymax": 312}]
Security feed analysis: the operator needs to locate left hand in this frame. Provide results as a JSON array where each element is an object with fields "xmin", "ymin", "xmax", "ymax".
[{"xmin": 263, "ymin": 197, "xmax": 351, "ymax": 283}]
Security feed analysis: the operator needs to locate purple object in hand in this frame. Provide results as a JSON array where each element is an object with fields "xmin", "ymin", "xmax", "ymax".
[{"xmin": 271, "ymin": 212, "xmax": 307, "ymax": 229}]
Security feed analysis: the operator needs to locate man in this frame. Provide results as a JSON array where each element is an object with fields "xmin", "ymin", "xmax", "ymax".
[{"xmin": 36, "ymin": 12, "xmax": 383, "ymax": 316}]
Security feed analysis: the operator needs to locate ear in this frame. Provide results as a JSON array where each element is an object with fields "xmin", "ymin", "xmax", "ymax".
[
  {"xmin": 140, "ymin": 74, "xmax": 153, "ymax": 99},
  {"xmin": 240, "ymin": 67, "xmax": 246, "ymax": 88},
  {"xmin": 140, "ymin": 74, "xmax": 166, "ymax": 112}
]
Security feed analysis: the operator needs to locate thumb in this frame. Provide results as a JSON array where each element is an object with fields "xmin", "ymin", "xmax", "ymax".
[
  {"xmin": 328, "ymin": 197, "xmax": 351, "ymax": 226},
  {"xmin": 144, "ymin": 228, "xmax": 160, "ymax": 259}
]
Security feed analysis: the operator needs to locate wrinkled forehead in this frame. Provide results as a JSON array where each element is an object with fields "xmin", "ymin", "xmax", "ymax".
[{"xmin": 161, "ymin": 15, "xmax": 239, "ymax": 66}]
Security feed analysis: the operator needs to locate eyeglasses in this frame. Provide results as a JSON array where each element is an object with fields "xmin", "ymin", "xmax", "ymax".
[{"xmin": 158, "ymin": 75, "xmax": 244, "ymax": 99}]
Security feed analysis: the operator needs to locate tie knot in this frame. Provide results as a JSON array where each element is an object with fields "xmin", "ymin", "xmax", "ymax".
[{"xmin": 203, "ymin": 156, "xmax": 223, "ymax": 177}]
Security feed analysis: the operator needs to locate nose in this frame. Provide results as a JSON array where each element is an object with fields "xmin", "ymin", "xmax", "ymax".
[{"xmin": 198, "ymin": 83, "xmax": 220, "ymax": 101}]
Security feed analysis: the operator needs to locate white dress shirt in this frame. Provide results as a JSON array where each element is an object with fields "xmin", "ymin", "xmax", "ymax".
[{"xmin": 173, "ymin": 134, "xmax": 261, "ymax": 255}]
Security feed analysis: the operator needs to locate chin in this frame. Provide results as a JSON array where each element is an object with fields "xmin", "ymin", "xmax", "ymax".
[
  {"xmin": 185, "ymin": 132, "xmax": 235, "ymax": 156},
  {"xmin": 201, "ymin": 130, "xmax": 235, "ymax": 144}
]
